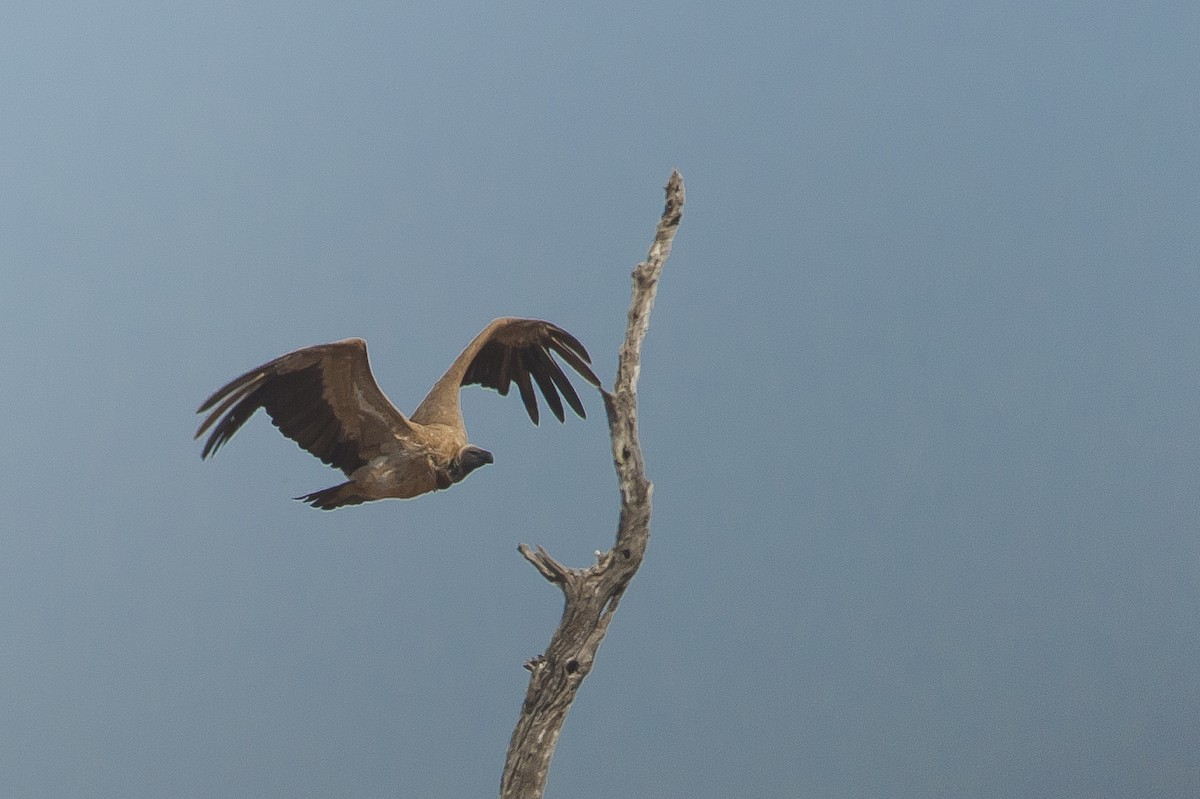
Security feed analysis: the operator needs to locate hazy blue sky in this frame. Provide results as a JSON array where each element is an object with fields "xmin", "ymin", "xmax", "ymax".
[{"xmin": 3, "ymin": 2, "xmax": 1199, "ymax": 797}]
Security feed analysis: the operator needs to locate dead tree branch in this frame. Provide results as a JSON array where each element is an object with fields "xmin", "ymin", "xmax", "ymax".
[{"xmin": 499, "ymin": 171, "xmax": 685, "ymax": 799}]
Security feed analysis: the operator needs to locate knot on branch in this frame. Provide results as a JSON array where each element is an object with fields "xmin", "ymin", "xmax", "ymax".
[{"xmin": 633, "ymin": 262, "xmax": 659, "ymax": 290}]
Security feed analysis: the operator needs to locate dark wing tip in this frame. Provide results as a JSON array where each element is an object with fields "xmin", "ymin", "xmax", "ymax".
[
  {"xmin": 513, "ymin": 356, "xmax": 540, "ymax": 425},
  {"xmin": 546, "ymin": 334, "xmax": 601, "ymax": 390},
  {"xmin": 424, "ymin": 317, "xmax": 602, "ymax": 428},
  {"xmin": 512, "ymin": 322, "xmax": 601, "ymax": 423},
  {"xmin": 529, "ymin": 350, "xmax": 566, "ymax": 423}
]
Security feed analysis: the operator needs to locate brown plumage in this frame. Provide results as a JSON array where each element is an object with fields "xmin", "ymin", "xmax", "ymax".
[{"xmin": 195, "ymin": 318, "xmax": 601, "ymax": 509}]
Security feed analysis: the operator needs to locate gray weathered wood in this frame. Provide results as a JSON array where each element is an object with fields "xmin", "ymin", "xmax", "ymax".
[{"xmin": 499, "ymin": 171, "xmax": 685, "ymax": 799}]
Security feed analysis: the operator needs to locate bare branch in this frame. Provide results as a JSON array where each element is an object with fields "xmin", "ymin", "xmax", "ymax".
[
  {"xmin": 517, "ymin": 543, "xmax": 573, "ymax": 587},
  {"xmin": 501, "ymin": 171, "xmax": 684, "ymax": 799}
]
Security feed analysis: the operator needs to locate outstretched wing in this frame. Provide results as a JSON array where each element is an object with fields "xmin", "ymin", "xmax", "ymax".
[
  {"xmin": 410, "ymin": 318, "xmax": 601, "ymax": 429},
  {"xmin": 195, "ymin": 338, "xmax": 413, "ymax": 475}
]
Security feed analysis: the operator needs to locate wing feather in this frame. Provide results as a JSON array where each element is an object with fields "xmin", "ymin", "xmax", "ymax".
[
  {"xmin": 410, "ymin": 318, "xmax": 602, "ymax": 429},
  {"xmin": 513, "ymin": 354, "xmax": 540, "ymax": 425},
  {"xmin": 528, "ymin": 350, "xmax": 566, "ymax": 423},
  {"xmin": 540, "ymin": 352, "xmax": 584, "ymax": 420},
  {"xmin": 496, "ymin": 344, "xmax": 514, "ymax": 395},
  {"xmin": 546, "ymin": 336, "xmax": 598, "ymax": 391},
  {"xmin": 195, "ymin": 339, "xmax": 412, "ymax": 475}
]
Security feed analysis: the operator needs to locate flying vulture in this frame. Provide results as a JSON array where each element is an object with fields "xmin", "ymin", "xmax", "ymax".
[{"xmin": 195, "ymin": 317, "xmax": 601, "ymax": 509}]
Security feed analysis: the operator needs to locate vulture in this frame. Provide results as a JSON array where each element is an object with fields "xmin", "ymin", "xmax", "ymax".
[{"xmin": 195, "ymin": 317, "xmax": 601, "ymax": 509}]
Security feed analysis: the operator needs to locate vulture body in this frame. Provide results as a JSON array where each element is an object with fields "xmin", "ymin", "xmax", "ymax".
[{"xmin": 195, "ymin": 318, "xmax": 601, "ymax": 509}]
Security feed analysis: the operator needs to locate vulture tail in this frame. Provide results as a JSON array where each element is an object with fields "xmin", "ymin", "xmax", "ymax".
[{"xmin": 295, "ymin": 481, "xmax": 369, "ymax": 510}]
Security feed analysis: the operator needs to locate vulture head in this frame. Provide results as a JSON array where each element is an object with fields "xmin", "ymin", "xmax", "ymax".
[{"xmin": 448, "ymin": 445, "xmax": 495, "ymax": 483}]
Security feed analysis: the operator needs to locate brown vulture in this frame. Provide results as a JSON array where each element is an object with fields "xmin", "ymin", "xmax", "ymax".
[{"xmin": 195, "ymin": 317, "xmax": 601, "ymax": 509}]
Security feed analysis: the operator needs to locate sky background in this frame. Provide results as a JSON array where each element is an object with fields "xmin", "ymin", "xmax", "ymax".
[{"xmin": 2, "ymin": 2, "xmax": 1199, "ymax": 797}]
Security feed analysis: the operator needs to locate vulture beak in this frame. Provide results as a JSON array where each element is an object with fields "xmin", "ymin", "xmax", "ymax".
[{"xmin": 469, "ymin": 447, "xmax": 495, "ymax": 467}]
